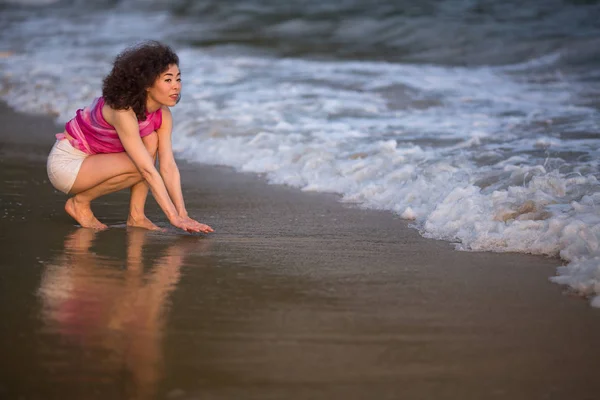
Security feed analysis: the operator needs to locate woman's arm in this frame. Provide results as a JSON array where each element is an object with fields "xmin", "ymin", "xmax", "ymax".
[
  {"xmin": 109, "ymin": 108, "xmax": 203, "ymax": 232},
  {"xmin": 156, "ymin": 107, "xmax": 188, "ymax": 217},
  {"xmin": 156, "ymin": 108, "xmax": 214, "ymax": 233}
]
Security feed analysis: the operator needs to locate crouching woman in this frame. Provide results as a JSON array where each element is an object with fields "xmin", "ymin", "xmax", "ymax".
[{"xmin": 46, "ymin": 41, "xmax": 213, "ymax": 233}]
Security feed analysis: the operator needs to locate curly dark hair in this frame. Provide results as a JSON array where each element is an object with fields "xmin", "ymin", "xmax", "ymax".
[{"xmin": 102, "ymin": 41, "xmax": 179, "ymax": 121}]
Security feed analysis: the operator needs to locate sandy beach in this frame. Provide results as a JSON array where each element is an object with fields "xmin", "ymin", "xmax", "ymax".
[{"xmin": 1, "ymin": 100, "xmax": 600, "ymax": 400}]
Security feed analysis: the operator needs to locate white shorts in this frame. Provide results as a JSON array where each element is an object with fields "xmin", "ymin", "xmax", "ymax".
[{"xmin": 47, "ymin": 139, "xmax": 88, "ymax": 194}]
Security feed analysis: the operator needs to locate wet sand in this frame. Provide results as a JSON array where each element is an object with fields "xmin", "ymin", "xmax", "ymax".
[{"xmin": 1, "ymin": 101, "xmax": 600, "ymax": 400}]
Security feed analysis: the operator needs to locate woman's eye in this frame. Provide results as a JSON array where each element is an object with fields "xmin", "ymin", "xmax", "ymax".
[{"xmin": 165, "ymin": 79, "xmax": 172, "ymax": 83}]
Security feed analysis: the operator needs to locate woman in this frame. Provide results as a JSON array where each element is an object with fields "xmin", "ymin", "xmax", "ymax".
[
  {"xmin": 47, "ymin": 41, "xmax": 213, "ymax": 233},
  {"xmin": 48, "ymin": 42, "xmax": 213, "ymax": 232}
]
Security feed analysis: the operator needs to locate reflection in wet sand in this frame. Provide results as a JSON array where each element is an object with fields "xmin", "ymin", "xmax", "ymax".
[{"xmin": 38, "ymin": 228, "xmax": 209, "ymax": 400}]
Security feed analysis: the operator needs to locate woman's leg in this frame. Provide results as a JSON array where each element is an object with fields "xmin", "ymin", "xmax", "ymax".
[
  {"xmin": 127, "ymin": 133, "xmax": 161, "ymax": 230},
  {"xmin": 66, "ymin": 133, "xmax": 158, "ymax": 229},
  {"xmin": 66, "ymin": 154, "xmax": 142, "ymax": 229}
]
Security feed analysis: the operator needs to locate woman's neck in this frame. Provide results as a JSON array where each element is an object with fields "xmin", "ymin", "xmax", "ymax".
[{"xmin": 145, "ymin": 98, "xmax": 161, "ymax": 114}]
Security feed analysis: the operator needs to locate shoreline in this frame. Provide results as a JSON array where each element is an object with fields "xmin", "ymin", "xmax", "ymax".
[{"xmin": 1, "ymin": 101, "xmax": 600, "ymax": 399}]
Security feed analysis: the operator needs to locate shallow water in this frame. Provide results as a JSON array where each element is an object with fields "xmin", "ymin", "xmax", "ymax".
[{"xmin": 2, "ymin": 150, "xmax": 600, "ymax": 399}]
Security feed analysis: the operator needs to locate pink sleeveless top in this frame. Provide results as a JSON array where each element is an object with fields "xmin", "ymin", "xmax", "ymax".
[{"xmin": 57, "ymin": 97, "xmax": 163, "ymax": 155}]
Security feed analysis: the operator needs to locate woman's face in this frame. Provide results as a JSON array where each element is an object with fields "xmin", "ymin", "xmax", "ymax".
[{"xmin": 146, "ymin": 64, "xmax": 181, "ymax": 109}]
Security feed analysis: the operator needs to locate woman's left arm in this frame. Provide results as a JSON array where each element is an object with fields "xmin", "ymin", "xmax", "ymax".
[{"xmin": 157, "ymin": 107, "xmax": 214, "ymax": 232}]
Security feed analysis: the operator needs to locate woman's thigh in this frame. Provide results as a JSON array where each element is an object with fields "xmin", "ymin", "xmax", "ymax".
[{"xmin": 70, "ymin": 152, "xmax": 138, "ymax": 195}]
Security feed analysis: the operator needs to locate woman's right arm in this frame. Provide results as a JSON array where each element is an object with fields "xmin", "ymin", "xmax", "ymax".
[{"xmin": 110, "ymin": 109, "xmax": 201, "ymax": 232}]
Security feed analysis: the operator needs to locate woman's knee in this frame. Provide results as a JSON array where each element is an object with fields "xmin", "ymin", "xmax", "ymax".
[{"xmin": 142, "ymin": 132, "xmax": 158, "ymax": 159}]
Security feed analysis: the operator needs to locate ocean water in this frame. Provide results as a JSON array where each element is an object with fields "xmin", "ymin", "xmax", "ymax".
[{"xmin": 1, "ymin": 0, "xmax": 600, "ymax": 305}]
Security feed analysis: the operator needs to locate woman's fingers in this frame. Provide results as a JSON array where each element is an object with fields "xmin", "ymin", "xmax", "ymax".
[
  {"xmin": 173, "ymin": 216, "xmax": 214, "ymax": 233},
  {"xmin": 197, "ymin": 223, "xmax": 214, "ymax": 233},
  {"xmin": 184, "ymin": 217, "xmax": 214, "ymax": 233},
  {"xmin": 199, "ymin": 226, "xmax": 212, "ymax": 233},
  {"xmin": 171, "ymin": 217, "xmax": 197, "ymax": 233}
]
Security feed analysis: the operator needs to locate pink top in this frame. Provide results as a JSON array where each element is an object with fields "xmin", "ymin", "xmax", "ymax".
[{"xmin": 57, "ymin": 97, "xmax": 163, "ymax": 155}]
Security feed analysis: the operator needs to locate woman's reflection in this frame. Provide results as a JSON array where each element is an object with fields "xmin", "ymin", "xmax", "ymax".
[{"xmin": 38, "ymin": 228, "xmax": 209, "ymax": 399}]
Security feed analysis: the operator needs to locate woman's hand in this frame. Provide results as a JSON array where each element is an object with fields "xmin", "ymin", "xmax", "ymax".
[
  {"xmin": 170, "ymin": 215, "xmax": 214, "ymax": 233},
  {"xmin": 184, "ymin": 216, "xmax": 214, "ymax": 233}
]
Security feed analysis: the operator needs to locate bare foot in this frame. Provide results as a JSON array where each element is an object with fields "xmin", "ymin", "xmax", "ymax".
[
  {"xmin": 65, "ymin": 197, "xmax": 107, "ymax": 230},
  {"xmin": 127, "ymin": 215, "xmax": 162, "ymax": 231}
]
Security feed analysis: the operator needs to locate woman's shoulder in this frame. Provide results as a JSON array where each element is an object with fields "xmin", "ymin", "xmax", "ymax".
[
  {"xmin": 101, "ymin": 101, "xmax": 136, "ymax": 127},
  {"xmin": 98, "ymin": 102, "xmax": 135, "ymax": 118}
]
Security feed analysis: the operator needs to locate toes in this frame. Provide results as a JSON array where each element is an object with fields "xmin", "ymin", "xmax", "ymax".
[{"xmin": 92, "ymin": 221, "xmax": 108, "ymax": 230}]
